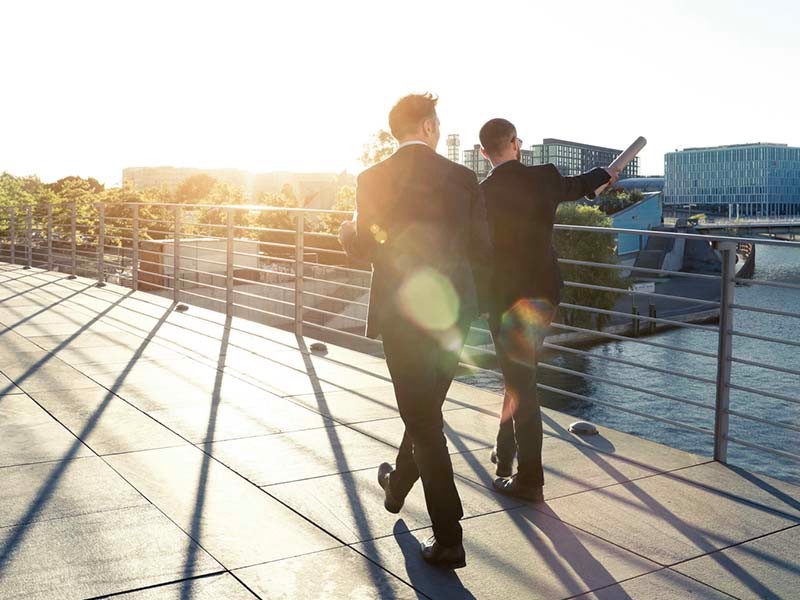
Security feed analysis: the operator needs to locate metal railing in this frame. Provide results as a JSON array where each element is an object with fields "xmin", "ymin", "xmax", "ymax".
[{"xmin": 0, "ymin": 201, "xmax": 798, "ymax": 481}]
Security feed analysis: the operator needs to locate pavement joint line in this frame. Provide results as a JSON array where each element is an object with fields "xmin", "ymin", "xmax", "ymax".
[
  {"xmin": 81, "ymin": 569, "xmax": 236, "ymax": 600},
  {"xmin": 0, "ymin": 500, "xmax": 153, "ymax": 533},
  {"xmin": 659, "ymin": 568, "xmax": 744, "ymax": 600},
  {"xmin": 0, "ymin": 454, "xmax": 97, "ymax": 471}
]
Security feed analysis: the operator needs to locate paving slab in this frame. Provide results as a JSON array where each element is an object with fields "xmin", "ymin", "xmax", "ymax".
[
  {"xmin": 0, "ymin": 394, "xmax": 93, "ymax": 467},
  {"xmin": 267, "ymin": 464, "xmax": 521, "ymax": 544},
  {"xmin": 146, "ymin": 394, "xmax": 333, "ymax": 444},
  {"xmin": 204, "ymin": 425, "xmax": 395, "ymax": 486},
  {"xmin": 673, "ymin": 525, "xmax": 800, "ymax": 600},
  {"xmin": 0, "ymin": 330, "xmax": 43, "ymax": 355},
  {"xmin": 571, "ymin": 568, "xmax": 731, "ymax": 599},
  {"xmin": 27, "ymin": 387, "xmax": 188, "ymax": 454},
  {"xmin": 355, "ymin": 507, "xmax": 659, "ymax": 600},
  {"xmin": 541, "ymin": 462, "xmax": 800, "ymax": 566},
  {"xmin": 106, "ymin": 573, "xmax": 257, "ymax": 599},
  {"xmin": 1, "ymin": 355, "xmax": 101, "ymax": 392},
  {"xmin": 0, "ymin": 504, "xmax": 222, "ymax": 600},
  {"xmin": 0, "ymin": 456, "xmax": 147, "ymax": 528},
  {"xmin": 105, "ymin": 445, "xmax": 340, "ymax": 568},
  {"xmin": 53, "ymin": 342, "xmax": 186, "ymax": 366},
  {"xmin": 235, "ymin": 546, "xmax": 423, "ymax": 599},
  {"xmin": 28, "ymin": 330, "xmax": 152, "ymax": 351},
  {"xmin": 451, "ymin": 437, "xmax": 663, "ymax": 500}
]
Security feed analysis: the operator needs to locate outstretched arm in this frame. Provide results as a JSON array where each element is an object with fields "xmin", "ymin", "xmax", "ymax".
[{"xmin": 547, "ymin": 164, "xmax": 616, "ymax": 204}]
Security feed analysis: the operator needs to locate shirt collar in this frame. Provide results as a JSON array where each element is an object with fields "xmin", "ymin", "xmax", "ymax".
[{"xmin": 398, "ymin": 140, "xmax": 429, "ymax": 149}]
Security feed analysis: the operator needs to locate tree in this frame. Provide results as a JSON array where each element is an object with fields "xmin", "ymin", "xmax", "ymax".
[
  {"xmin": 360, "ymin": 129, "xmax": 397, "ymax": 167},
  {"xmin": 554, "ymin": 203, "xmax": 629, "ymax": 328},
  {"xmin": 595, "ymin": 188, "xmax": 644, "ymax": 216},
  {"xmin": 175, "ymin": 174, "xmax": 217, "ymax": 203}
]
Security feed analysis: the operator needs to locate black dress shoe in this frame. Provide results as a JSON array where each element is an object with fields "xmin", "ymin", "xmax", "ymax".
[
  {"xmin": 420, "ymin": 535, "xmax": 466, "ymax": 569},
  {"xmin": 490, "ymin": 447, "xmax": 513, "ymax": 479},
  {"xmin": 377, "ymin": 462, "xmax": 404, "ymax": 514},
  {"xmin": 493, "ymin": 474, "xmax": 544, "ymax": 503}
]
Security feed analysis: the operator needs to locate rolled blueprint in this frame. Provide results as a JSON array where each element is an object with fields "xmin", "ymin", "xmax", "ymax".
[{"xmin": 586, "ymin": 136, "xmax": 647, "ymax": 199}]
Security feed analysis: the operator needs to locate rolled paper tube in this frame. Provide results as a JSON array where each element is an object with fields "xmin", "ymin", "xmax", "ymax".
[{"xmin": 587, "ymin": 136, "xmax": 647, "ymax": 199}]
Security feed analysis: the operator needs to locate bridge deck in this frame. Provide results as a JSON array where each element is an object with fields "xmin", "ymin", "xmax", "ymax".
[{"xmin": 0, "ymin": 263, "xmax": 798, "ymax": 599}]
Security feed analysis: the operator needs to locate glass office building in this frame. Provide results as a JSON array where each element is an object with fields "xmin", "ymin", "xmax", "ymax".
[
  {"xmin": 664, "ymin": 143, "xmax": 800, "ymax": 217},
  {"xmin": 446, "ymin": 134, "xmax": 461, "ymax": 164},
  {"xmin": 527, "ymin": 138, "xmax": 639, "ymax": 179},
  {"xmin": 463, "ymin": 144, "xmax": 492, "ymax": 179}
]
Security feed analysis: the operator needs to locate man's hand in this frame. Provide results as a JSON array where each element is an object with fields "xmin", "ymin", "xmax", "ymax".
[
  {"xmin": 604, "ymin": 166, "xmax": 622, "ymax": 187},
  {"xmin": 338, "ymin": 219, "xmax": 356, "ymax": 247}
]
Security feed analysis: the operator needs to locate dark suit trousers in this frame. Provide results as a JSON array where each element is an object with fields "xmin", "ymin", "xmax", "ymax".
[
  {"xmin": 381, "ymin": 317, "xmax": 471, "ymax": 547},
  {"xmin": 490, "ymin": 307, "xmax": 554, "ymax": 487}
]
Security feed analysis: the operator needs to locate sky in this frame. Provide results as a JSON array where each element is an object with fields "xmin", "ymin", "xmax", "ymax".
[{"xmin": 2, "ymin": 0, "xmax": 800, "ymax": 186}]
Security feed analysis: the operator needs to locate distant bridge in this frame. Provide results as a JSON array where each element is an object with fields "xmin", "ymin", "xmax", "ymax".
[{"xmin": 695, "ymin": 218, "xmax": 800, "ymax": 240}]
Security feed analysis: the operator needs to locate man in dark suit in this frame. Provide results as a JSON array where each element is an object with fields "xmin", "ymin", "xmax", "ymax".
[
  {"xmin": 339, "ymin": 93, "xmax": 491, "ymax": 569},
  {"xmin": 478, "ymin": 118, "xmax": 618, "ymax": 502}
]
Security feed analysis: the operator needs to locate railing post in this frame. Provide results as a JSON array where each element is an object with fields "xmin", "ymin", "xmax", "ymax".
[
  {"xmin": 173, "ymin": 206, "xmax": 181, "ymax": 303},
  {"xmin": 714, "ymin": 240, "xmax": 737, "ymax": 463},
  {"xmin": 294, "ymin": 212, "xmax": 304, "ymax": 336},
  {"xmin": 69, "ymin": 202, "xmax": 77, "ymax": 278},
  {"xmin": 132, "ymin": 205, "xmax": 139, "ymax": 292},
  {"xmin": 46, "ymin": 204, "xmax": 53, "ymax": 271},
  {"xmin": 25, "ymin": 205, "xmax": 32, "ymax": 269},
  {"xmin": 96, "ymin": 203, "xmax": 106, "ymax": 286},
  {"xmin": 10, "ymin": 207, "xmax": 16, "ymax": 265},
  {"xmin": 226, "ymin": 208, "xmax": 234, "ymax": 317}
]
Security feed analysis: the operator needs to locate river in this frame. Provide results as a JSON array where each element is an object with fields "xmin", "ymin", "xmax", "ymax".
[{"xmin": 458, "ymin": 244, "xmax": 800, "ymax": 486}]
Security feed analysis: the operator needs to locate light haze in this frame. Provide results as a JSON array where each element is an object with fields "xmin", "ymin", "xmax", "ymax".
[{"xmin": 2, "ymin": 0, "xmax": 798, "ymax": 185}]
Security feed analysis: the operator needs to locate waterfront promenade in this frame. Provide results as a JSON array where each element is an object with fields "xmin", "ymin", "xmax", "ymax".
[{"xmin": 1, "ymin": 263, "xmax": 798, "ymax": 599}]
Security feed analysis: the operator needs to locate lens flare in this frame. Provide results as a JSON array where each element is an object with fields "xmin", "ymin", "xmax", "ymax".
[
  {"xmin": 397, "ymin": 267, "xmax": 460, "ymax": 332},
  {"xmin": 498, "ymin": 297, "xmax": 554, "ymax": 367}
]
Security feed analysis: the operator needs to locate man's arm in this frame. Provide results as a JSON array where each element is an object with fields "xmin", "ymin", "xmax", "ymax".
[
  {"xmin": 545, "ymin": 164, "xmax": 615, "ymax": 204},
  {"xmin": 339, "ymin": 172, "xmax": 380, "ymax": 262},
  {"xmin": 468, "ymin": 178, "xmax": 493, "ymax": 314}
]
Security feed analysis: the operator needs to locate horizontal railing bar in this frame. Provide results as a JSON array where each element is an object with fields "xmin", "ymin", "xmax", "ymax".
[
  {"xmin": 727, "ymin": 409, "xmax": 800, "ymax": 434},
  {"xmin": 726, "ymin": 435, "xmax": 800, "ymax": 462},
  {"xmin": 543, "ymin": 341, "xmax": 719, "ymax": 385},
  {"xmin": 538, "ymin": 384, "xmax": 715, "ymax": 436},
  {"xmin": 563, "ymin": 281, "xmax": 721, "ymax": 307},
  {"xmin": 230, "ymin": 302, "xmax": 295, "ymax": 321},
  {"xmin": 303, "ymin": 246, "xmax": 347, "ymax": 256},
  {"xmin": 729, "ymin": 356, "xmax": 800, "ymax": 378},
  {"xmin": 303, "ymin": 306, "xmax": 368, "ymax": 323},
  {"xmin": 735, "ymin": 277, "xmax": 800, "ymax": 291},
  {"xmin": 302, "ymin": 275, "xmax": 370, "ymax": 291},
  {"xmin": 231, "ymin": 265, "xmax": 295, "ymax": 280},
  {"xmin": 231, "ymin": 224, "xmax": 295, "ymax": 235},
  {"xmin": 231, "ymin": 288, "xmax": 295, "ymax": 306},
  {"xmin": 176, "ymin": 278, "xmax": 228, "ymax": 293},
  {"xmin": 230, "ymin": 276, "xmax": 294, "ymax": 292},
  {"xmin": 728, "ymin": 382, "xmax": 800, "ymax": 406},
  {"xmin": 302, "ymin": 289, "xmax": 369, "ymax": 307},
  {"xmin": 301, "ymin": 320, "xmax": 371, "ymax": 342},
  {"xmin": 536, "ymin": 361, "xmax": 715, "ymax": 411},
  {"xmin": 731, "ymin": 303, "xmax": 800, "ymax": 319},
  {"xmin": 178, "ymin": 288, "xmax": 227, "ymax": 305},
  {"xmin": 558, "ymin": 257, "xmax": 720, "ymax": 281},
  {"xmin": 554, "ymin": 222, "xmax": 800, "ymax": 248},
  {"xmin": 730, "ymin": 329, "xmax": 800, "ymax": 349},
  {"xmin": 559, "ymin": 302, "xmax": 719, "ymax": 332},
  {"xmin": 548, "ymin": 322, "xmax": 719, "ymax": 359},
  {"xmin": 259, "ymin": 255, "xmax": 295, "ymax": 264}
]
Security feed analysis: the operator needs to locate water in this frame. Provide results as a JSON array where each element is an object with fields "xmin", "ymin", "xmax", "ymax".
[{"xmin": 459, "ymin": 244, "xmax": 800, "ymax": 486}]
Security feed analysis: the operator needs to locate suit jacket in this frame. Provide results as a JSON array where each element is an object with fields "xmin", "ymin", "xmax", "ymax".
[
  {"xmin": 480, "ymin": 161, "xmax": 610, "ymax": 315},
  {"xmin": 341, "ymin": 144, "xmax": 492, "ymax": 339}
]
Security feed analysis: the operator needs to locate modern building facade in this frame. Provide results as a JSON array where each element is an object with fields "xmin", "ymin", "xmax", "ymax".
[
  {"xmin": 463, "ymin": 138, "xmax": 639, "ymax": 181},
  {"xmin": 462, "ymin": 144, "xmax": 492, "ymax": 179},
  {"xmin": 527, "ymin": 138, "xmax": 639, "ymax": 179},
  {"xmin": 610, "ymin": 192, "xmax": 663, "ymax": 255},
  {"xmin": 664, "ymin": 143, "xmax": 800, "ymax": 217},
  {"xmin": 446, "ymin": 134, "xmax": 461, "ymax": 164}
]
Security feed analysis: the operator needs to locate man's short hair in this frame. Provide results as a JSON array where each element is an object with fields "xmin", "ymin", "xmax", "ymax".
[
  {"xmin": 479, "ymin": 118, "xmax": 516, "ymax": 156},
  {"xmin": 388, "ymin": 93, "xmax": 438, "ymax": 139}
]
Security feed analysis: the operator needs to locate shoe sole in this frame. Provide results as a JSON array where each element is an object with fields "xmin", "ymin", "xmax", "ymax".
[{"xmin": 378, "ymin": 466, "xmax": 402, "ymax": 514}]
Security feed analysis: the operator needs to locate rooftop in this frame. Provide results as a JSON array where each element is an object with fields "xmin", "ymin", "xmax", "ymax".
[{"xmin": 1, "ymin": 263, "xmax": 798, "ymax": 599}]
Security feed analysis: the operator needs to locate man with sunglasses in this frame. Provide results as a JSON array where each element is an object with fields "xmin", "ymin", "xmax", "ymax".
[{"xmin": 477, "ymin": 118, "xmax": 619, "ymax": 502}]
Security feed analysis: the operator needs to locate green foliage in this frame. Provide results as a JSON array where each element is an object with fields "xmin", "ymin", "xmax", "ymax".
[
  {"xmin": 175, "ymin": 174, "xmax": 217, "ymax": 203},
  {"xmin": 554, "ymin": 203, "xmax": 628, "ymax": 328},
  {"xmin": 595, "ymin": 188, "xmax": 644, "ymax": 216},
  {"xmin": 360, "ymin": 129, "xmax": 397, "ymax": 167}
]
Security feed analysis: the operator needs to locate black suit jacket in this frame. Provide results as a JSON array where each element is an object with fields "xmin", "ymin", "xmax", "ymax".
[
  {"xmin": 480, "ymin": 161, "xmax": 610, "ymax": 315},
  {"xmin": 342, "ymin": 144, "xmax": 492, "ymax": 339}
]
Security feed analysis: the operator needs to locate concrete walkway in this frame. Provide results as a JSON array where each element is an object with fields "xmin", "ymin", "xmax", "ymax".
[{"xmin": 0, "ymin": 263, "xmax": 798, "ymax": 599}]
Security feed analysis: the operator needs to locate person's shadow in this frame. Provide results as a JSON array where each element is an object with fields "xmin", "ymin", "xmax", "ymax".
[{"xmin": 393, "ymin": 520, "xmax": 476, "ymax": 600}]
